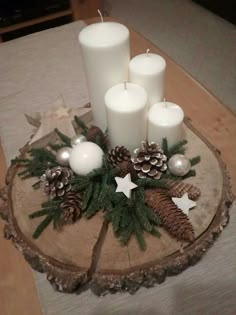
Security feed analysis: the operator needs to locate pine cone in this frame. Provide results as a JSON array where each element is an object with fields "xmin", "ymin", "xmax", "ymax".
[
  {"xmin": 86, "ymin": 126, "xmax": 108, "ymax": 147},
  {"xmin": 108, "ymin": 146, "xmax": 131, "ymax": 167},
  {"xmin": 168, "ymin": 180, "xmax": 201, "ymax": 201},
  {"xmin": 40, "ymin": 166, "xmax": 73, "ymax": 199},
  {"xmin": 60, "ymin": 191, "xmax": 82, "ymax": 225},
  {"xmin": 145, "ymin": 188, "xmax": 195, "ymax": 242},
  {"xmin": 118, "ymin": 160, "xmax": 136, "ymax": 179},
  {"xmin": 131, "ymin": 141, "xmax": 167, "ymax": 180}
]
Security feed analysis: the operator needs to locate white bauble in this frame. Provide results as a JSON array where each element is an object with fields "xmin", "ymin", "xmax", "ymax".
[
  {"xmin": 69, "ymin": 142, "xmax": 104, "ymax": 175},
  {"xmin": 168, "ymin": 154, "xmax": 191, "ymax": 176}
]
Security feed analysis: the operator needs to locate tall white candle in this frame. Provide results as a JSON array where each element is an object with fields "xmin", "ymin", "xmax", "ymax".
[
  {"xmin": 105, "ymin": 82, "xmax": 148, "ymax": 153},
  {"xmin": 79, "ymin": 22, "xmax": 130, "ymax": 130},
  {"xmin": 148, "ymin": 101, "xmax": 184, "ymax": 148},
  {"xmin": 129, "ymin": 51, "xmax": 166, "ymax": 106}
]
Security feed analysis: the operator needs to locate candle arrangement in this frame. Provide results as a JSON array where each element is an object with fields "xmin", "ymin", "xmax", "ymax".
[{"xmin": 12, "ymin": 16, "xmax": 201, "ymax": 251}]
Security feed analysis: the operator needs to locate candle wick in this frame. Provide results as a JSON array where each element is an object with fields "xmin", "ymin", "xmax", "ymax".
[
  {"xmin": 146, "ymin": 48, "xmax": 150, "ymax": 57},
  {"xmin": 163, "ymin": 98, "xmax": 168, "ymax": 108},
  {"xmin": 124, "ymin": 81, "xmax": 127, "ymax": 90},
  {"xmin": 98, "ymin": 9, "xmax": 104, "ymax": 23}
]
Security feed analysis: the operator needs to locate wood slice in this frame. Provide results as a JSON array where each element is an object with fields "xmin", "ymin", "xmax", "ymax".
[{"xmin": 0, "ymin": 109, "xmax": 234, "ymax": 295}]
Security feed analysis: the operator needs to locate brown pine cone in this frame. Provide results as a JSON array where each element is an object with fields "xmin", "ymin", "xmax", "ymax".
[
  {"xmin": 60, "ymin": 191, "xmax": 82, "ymax": 225},
  {"xmin": 145, "ymin": 188, "xmax": 195, "ymax": 242},
  {"xmin": 118, "ymin": 160, "xmax": 136, "ymax": 179},
  {"xmin": 167, "ymin": 180, "xmax": 201, "ymax": 201},
  {"xmin": 86, "ymin": 126, "xmax": 108, "ymax": 146},
  {"xmin": 108, "ymin": 146, "xmax": 131, "ymax": 167},
  {"xmin": 40, "ymin": 166, "xmax": 73, "ymax": 199},
  {"xmin": 132, "ymin": 141, "xmax": 167, "ymax": 180}
]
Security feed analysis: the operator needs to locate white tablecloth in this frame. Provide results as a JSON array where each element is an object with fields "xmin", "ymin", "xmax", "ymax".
[{"xmin": 0, "ymin": 21, "xmax": 236, "ymax": 315}]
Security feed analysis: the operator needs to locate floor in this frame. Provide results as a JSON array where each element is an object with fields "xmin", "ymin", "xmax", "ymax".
[{"xmin": 107, "ymin": 0, "xmax": 236, "ymax": 114}]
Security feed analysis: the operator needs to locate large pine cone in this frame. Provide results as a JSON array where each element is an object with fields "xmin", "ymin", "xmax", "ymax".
[
  {"xmin": 60, "ymin": 191, "xmax": 82, "ymax": 225},
  {"xmin": 131, "ymin": 141, "xmax": 167, "ymax": 179},
  {"xmin": 145, "ymin": 188, "xmax": 195, "ymax": 242},
  {"xmin": 108, "ymin": 146, "xmax": 131, "ymax": 167},
  {"xmin": 167, "ymin": 180, "xmax": 201, "ymax": 201},
  {"xmin": 40, "ymin": 166, "xmax": 73, "ymax": 199}
]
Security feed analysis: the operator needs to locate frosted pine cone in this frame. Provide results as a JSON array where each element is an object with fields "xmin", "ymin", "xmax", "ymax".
[
  {"xmin": 108, "ymin": 146, "xmax": 131, "ymax": 167},
  {"xmin": 131, "ymin": 141, "xmax": 167, "ymax": 179},
  {"xmin": 40, "ymin": 166, "xmax": 73, "ymax": 199}
]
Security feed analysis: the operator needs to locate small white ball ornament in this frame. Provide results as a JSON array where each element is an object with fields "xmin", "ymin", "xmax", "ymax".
[
  {"xmin": 71, "ymin": 134, "xmax": 87, "ymax": 147},
  {"xmin": 69, "ymin": 142, "xmax": 104, "ymax": 175},
  {"xmin": 168, "ymin": 154, "xmax": 191, "ymax": 177},
  {"xmin": 56, "ymin": 147, "xmax": 72, "ymax": 166}
]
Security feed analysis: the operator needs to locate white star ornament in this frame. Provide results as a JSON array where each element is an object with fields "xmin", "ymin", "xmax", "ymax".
[
  {"xmin": 115, "ymin": 173, "xmax": 137, "ymax": 198},
  {"xmin": 172, "ymin": 193, "xmax": 196, "ymax": 216}
]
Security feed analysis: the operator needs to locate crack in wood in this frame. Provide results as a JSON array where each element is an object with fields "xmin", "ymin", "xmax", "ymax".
[{"xmin": 88, "ymin": 219, "xmax": 109, "ymax": 279}]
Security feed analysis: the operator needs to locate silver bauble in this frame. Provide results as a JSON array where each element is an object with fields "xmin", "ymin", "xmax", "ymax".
[
  {"xmin": 56, "ymin": 147, "xmax": 72, "ymax": 166},
  {"xmin": 71, "ymin": 134, "xmax": 87, "ymax": 147},
  {"xmin": 168, "ymin": 154, "xmax": 191, "ymax": 177}
]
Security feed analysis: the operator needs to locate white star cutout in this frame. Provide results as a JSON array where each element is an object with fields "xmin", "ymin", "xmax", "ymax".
[
  {"xmin": 115, "ymin": 173, "xmax": 137, "ymax": 198},
  {"xmin": 172, "ymin": 193, "xmax": 196, "ymax": 216}
]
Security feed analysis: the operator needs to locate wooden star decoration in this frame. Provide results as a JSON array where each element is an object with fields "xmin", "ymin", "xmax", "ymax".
[
  {"xmin": 172, "ymin": 192, "xmax": 197, "ymax": 216},
  {"xmin": 115, "ymin": 173, "xmax": 137, "ymax": 198}
]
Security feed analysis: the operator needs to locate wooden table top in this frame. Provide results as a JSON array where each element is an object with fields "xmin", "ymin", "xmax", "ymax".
[{"xmin": 0, "ymin": 17, "xmax": 235, "ymax": 315}]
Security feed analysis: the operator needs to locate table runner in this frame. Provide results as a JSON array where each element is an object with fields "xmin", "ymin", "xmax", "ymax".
[{"xmin": 0, "ymin": 21, "xmax": 236, "ymax": 315}]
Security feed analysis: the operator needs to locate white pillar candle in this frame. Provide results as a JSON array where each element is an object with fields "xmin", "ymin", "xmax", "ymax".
[
  {"xmin": 105, "ymin": 82, "xmax": 148, "ymax": 153},
  {"xmin": 79, "ymin": 21, "xmax": 130, "ymax": 130},
  {"xmin": 148, "ymin": 101, "xmax": 184, "ymax": 148},
  {"xmin": 129, "ymin": 51, "xmax": 166, "ymax": 106}
]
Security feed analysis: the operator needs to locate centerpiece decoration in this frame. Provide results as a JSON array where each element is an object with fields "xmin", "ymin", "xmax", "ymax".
[{"xmin": 13, "ymin": 116, "xmax": 200, "ymax": 250}]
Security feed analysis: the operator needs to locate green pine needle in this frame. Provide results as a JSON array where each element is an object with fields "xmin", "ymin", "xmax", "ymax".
[
  {"xmin": 54, "ymin": 128, "xmax": 71, "ymax": 147},
  {"xmin": 32, "ymin": 214, "xmax": 54, "ymax": 239},
  {"xmin": 190, "ymin": 156, "xmax": 201, "ymax": 166},
  {"xmin": 162, "ymin": 138, "xmax": 169, "ymax": 156},
  {"xmin": 74, "ymin": 115, "xmax": 89, "ymax": 134},
  {"xmin": 82, "ymin": 183, "xmax": 94, "ymax": 210},
  {"xmin": 168, "ymin": 139, "xmax": 188, "ymax": 157},
  {"xmin": 183, "ymin": 169, "xmax": 196, "ymax": 179}
]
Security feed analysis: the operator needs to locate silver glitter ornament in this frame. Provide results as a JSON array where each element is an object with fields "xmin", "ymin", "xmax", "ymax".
[
  {"xmin": 56, "ymin": 147, "xmax": 72, "ymax": 166},
  {"xmin": 168, "ymin": 154, "xmax": 191, "ymax": 177},
  {"xmin": 71, "ymin": 134, "xmax": 87, "ymax": 147}
]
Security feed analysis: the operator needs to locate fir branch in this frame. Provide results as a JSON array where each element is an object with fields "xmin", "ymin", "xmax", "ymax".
[
  {"xmin": 168, "ymin": 139, "xmax": 188, "ymax": 157},
  {"xmin": 49, "ymin": 143, "xmax": 66, "ymax": 152},
  {"xmin": 190, "ymin": 156, "xmax": 201, "ymax": 166},
  {"xmin": 54, "ymin": 128, "xmax": 71, "ymax": 147},
  {"xmin": 82, "ymin": 183, "xmax": 94, "ymax": 210},
  {"xmin": 120, "ymin": 221, "xmax": 134, "ymax": 244},
  {"xmin": 74, "ymin": 115, "xmax": 89, "ymax": 135},
  {"xmin": 29, "ymin": 208, "xmax": 54, "ymax": 218},
  {"xmin": 183, "ymin": 169, "xmax": 196, "ymax": 179},
  {"xmin": 133, "ymin": 219, "xmax": 146, "ymax": 251},
  {"xmin": 32, "ymin": 214, "xmax": 54, "ymax": 239},
  {"xmin": 162, "ymin": 138, "xmax": 169, "ymax": 156},
  {"xmin": 32, "ymin": 181, "xmax": 41, "ymax": 190}
]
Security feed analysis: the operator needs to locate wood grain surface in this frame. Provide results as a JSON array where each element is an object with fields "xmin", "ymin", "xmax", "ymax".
[{"xmin": 0, "ymin": 17, "xmax": 235, "ymax": 315}]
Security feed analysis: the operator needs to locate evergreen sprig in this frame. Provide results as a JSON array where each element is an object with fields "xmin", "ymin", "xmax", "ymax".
[
  {"xmin": 29, "ymin": 199, "xmax": 63, "ymax": 238},
  {"xmin": 105, "ymin": 188, "xmax": 161, "ymax": 250},
  {"xmin": 12, "ymin": 147, "xmax": 58, "ymax": 179},
  {"xmin": 54, "ymin": 128, "xmax": 71, "ymax": 147},
  {"xmin": 74, "ymin": 115, "xmax": 89, "ymax": 135}
]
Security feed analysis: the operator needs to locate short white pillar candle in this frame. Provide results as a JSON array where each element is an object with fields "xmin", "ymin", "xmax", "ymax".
[
  {"xmin": 79, "ymin": 21, "xmax": 130, "ymax": 130},
  {"xmin": 148, "ymin": 101, "xmax": 184, "ymax": 148},
  {"xmin": 129, "ymin": 50, "xmax": 166, "ymax": 106},
  {"xmin": 105, "ymin": 82, "xmax": 148, "ymax": 153}
]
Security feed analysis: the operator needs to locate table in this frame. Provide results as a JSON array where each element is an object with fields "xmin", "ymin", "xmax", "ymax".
[{"xmin": 0, "ymin": 17, "xmax": 236, "ymax": 315}]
